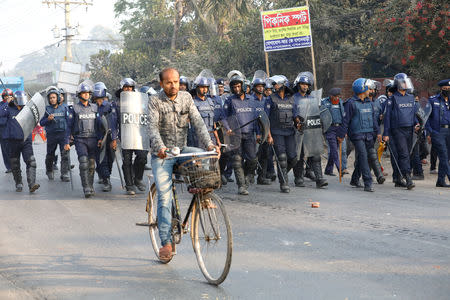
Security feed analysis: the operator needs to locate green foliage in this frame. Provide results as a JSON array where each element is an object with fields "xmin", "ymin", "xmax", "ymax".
[{"xmin": 88, "ymin": 0, "xmax": 447, "ymax": 93}]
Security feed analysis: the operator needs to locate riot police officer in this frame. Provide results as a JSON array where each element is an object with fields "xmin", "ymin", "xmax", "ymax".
[
  {"xmin": 383, "ymin": 73, "xmax": 419, "ymax": 190},
  {"xmin": 293, "ymin": 73, "xmax": 327, "ymax": 189},
  {"xmin": 322, "ymin": 88, "xmax": 345, "ymax": 176},
  {"xmin": 267, "ymin": 75, "xmax": 296, "ymax": 192},
  {"xmin": 338, "ymin": 78, "xmax": 381, "ymax": 192},
  {"xmin": 0, "ymin": 91, "xmax": 40, "ymax": 192},
  {"xmin": 0, "ymin": 89, "xmax": 13, "ymax": 173},
  {"xmin": 426, "ymin": 79, "xmax": 450, "ymax": 187},
  {"xmin": 222, "ymin": 74, "xmax": 260, "ymax": 195},
  {"xmin": 179, "ymin": 76, "xmax": 190, "ymax": 92},
  {"xmin": 189, "ymin": 77, "xmax": 221, "ymax": 148},
  {"xmin": 93, "ymin": 82, "xmax": 118, "ymax": 192},
  {"xmin": 65, "ymin": 82, "xmax": 103, "ymax": 198},
  {"xmin": 251, "ymin": 77, "xmax": 274, "ymax": 185},
  {"xmin": 117, "ymin": 78, "xmax": 149, "ymax": 195},
  {"xmin": 40, "ymin": 88, "xmax": 70, "ymax": 182}
]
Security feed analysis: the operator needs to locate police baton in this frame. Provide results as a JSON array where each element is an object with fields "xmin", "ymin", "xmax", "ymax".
[
  {"xmin": 66, "ymin": 148, "xmax": 74, "ymax": 191},
  {"xmin": 230, "ymin": 115, "xmax": 262, "ymax": 132},
  {"xmin": 270, "ymin": 144, "xmax": 286, "ymax": 184},
  {"xmin": 386, "ymin": 141, "xmax": 403, "ymax": 179}
]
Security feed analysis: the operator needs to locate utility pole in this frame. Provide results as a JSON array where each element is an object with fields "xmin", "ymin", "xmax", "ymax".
[{"xmin": 42, "ymin": 1, "xmax": 93, "ymax": 62}]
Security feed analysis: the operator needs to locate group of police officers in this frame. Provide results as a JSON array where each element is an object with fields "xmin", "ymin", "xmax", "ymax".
[{"xmin": 0, "ymin": 70, "xmax": 449, "ymax": 197}]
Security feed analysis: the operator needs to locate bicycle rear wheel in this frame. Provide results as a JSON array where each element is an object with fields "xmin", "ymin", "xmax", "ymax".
[
  {"xmin": 148, "ymin": 183, "xmax": 174, "ymax": 263},
  {"xmin": 192, "ymin": 193, "xmax": 232, "ymax": 285}
]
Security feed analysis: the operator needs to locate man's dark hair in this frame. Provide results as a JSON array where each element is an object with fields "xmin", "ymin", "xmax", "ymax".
[{"xmin": 159, "ymin": 68, "xmax": 179, "ymax": 82}]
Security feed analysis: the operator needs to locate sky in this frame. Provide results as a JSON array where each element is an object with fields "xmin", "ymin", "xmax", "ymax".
[{"xmin": 0, "ymin": 0, "xmax": 119, "ymax": 72}]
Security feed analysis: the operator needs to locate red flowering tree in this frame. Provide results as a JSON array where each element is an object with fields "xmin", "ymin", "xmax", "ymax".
[{"xmin": 370, "ymin": 0, "xmax": 449, "ymax": 91}]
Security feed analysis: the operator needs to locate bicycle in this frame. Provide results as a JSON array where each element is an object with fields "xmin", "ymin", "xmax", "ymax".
[{"xmin": 137, "ymin": 149, "xmax": 232, "ymax": 285}]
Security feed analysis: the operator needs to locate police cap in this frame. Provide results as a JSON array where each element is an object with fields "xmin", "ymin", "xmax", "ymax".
[{"xmin": 438, "ymin": 79, "xmax": 450, "ymax": 87}]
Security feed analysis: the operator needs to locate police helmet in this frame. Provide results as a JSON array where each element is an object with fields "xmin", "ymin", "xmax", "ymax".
[
  {"xmin": 47, "ymin": 88, "xmax": 61, "ymax": 104},
  {"xmin": 92, "ymin": 82, "xmax": 107, "ymax": 99},
  {"xmin": 2, "ymin": 88, "xmax": 14, "ymax": 99},
  {"xmin": 180, "ymin": 76, "xmax": 190, "ymax": 87},
  {"xmin": 77, "ymin": 82, "xmax": 93, "ymax": 94},
  {"xmin": 196, "ymin": 77, "xmax": 210, "ymax": 88},
  {"xmin": 139, "ymin": 85, "xmax": 158, "ymax": 96},
  {"xmin": 120, "ymin": 78, "xmax": 136, "ymax": 90},
  {"xmin": 393, "ymin": 73, "xmax": 414, "ymax": 91},
  {"xmin": 216, "ymin": 78, "xmax": 225, "ymax": 86},
  {"xmin": 352, "ymin": 78, "xmax": 369, "ymax": 95},
  {"xmin": 14, "ymin": 91, "xmax": 28, "ymax": 106}
]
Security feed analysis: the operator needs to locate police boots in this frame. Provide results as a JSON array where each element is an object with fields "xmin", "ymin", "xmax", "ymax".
[
  {"xmin": 45, "ymin": 154, "xmax": 55, "ymax": 180},
  {"xmin": 293, "ymin": 160, "xmax": 305, "ymax": 187},
  {"xmin": 232, "ymin": 154, "xmax": 248, "ymax": 195},
  {"xmin": 88, "ymin": 159, "xmax": 96, "ymax": 195},
  {"xmin": 102, "ymin": 177, "xmax": 112, "ymax": 192},
  {"xmin": 257, "ymin": 158, "xmax": 271, "ymax": 185},
  {"xmin": 277, "ymin": 154, "xmax": 290, "ymax": 193},
  {"xmin": 368, "ymin": 148, "xmax": 385, "ymax": 184},
  {"xmin": 311, "ymin": 157, "xmax": 328, "ymax": 188},
  {"xmin": 244, "ymin": 159, "xmax": 258, "ymax": 187},
  {"xmin": 305, "ymin": 157, "xmax": 316, "ymax": 181},
  {"xmin": 404, "ymin": 173, "xmax": 415, "ymax": 190},
  {"xmin": 60, "ymin": 151, "xmax": 70, "ymax": 182},
  {"xmin": 11, "ymin": 157, "xmax": 23, "ymax": 192},
  {"xmin": 79, "ymin": 157, "xmax": 92, "ymax": 198},
  {"xmin": 133, "ymin": 156, "xmax": 147, "ymax": 192},
  {"xmin": 26, "ymin": 156, "xmax": 40, "ymax": 193}
]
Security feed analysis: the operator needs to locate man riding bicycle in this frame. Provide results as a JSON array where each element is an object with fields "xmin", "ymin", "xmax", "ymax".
[{"xmin": 148, "ymin": 68, "xmax": 220, "ymax": 262}]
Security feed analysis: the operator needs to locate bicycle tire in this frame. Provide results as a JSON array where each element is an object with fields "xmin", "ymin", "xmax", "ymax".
[
  {"xmin": 148, "ymin": 183, "xmax": 174, "ymax": 263},
  {"xmin": 192, "ymin": 193, "xmax": 232, "ymax": 285}
]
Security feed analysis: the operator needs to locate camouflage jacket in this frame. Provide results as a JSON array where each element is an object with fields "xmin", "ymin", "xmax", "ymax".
[{"xmin": 148, "ymin": 90, "xmax": 213, "ymax": 154}]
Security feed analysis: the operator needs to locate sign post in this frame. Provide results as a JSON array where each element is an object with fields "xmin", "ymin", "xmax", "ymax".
[{"xmin": 260, "ymin": 6, "xmax": 317, "ymax": 89}]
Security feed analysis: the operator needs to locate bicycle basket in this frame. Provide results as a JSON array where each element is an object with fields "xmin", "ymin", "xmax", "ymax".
[{"xmin": 177, "ymin": 154, "xmax": 221, "ymax": 189}]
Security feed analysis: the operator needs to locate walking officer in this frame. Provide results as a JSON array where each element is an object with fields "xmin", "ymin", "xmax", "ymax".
[
  {"xmin": 292, "ymin": 72, "xmax": 327, "ymax": 189},
  {"xmin": 251, "ymin": 76, "xmax": 274, "ymax": 185},
  {"xmin": 338, "ymin": 78, "xmax": 381, "ymax": 192},
  {"xmin": 65, "ymin": 82, "xmax": 103, "ymax": 198},
  {"xmin": 92, "ymin": 82, "xmax": 118, "ymax": 192},
  {"xmin": 117, "ymin": 78, "xmax": 149, "ymax": 195},
  {"xmin": 222, "ymin": 73, "xmax": 260, "ymax": 195},
  {"xmin": 40, "ymin": 87, "xmax": 70, "ymax": 182},
  {"xmin": 0, "ymin": 89, "xmax": 13, "ymax": 173},
  {"xmin": 322, "ymin": 87, "xmax": 345, "ymax": 176},
  {"xmin": 426, "ymin": 79, "xmax": 450, "ymax": 187},
  {"xmin": 383, "ymin": 73, "xmax": 419, "ymax": 190},
  {"xmin": 0, "ymin": 91, "xmax": 40, "ymax": 192},
  {"xmin": 267, "ymin": 75, "xmax": 296, "ymax": 193}
]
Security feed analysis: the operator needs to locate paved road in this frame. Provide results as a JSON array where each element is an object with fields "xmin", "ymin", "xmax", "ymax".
[{"xmin": 1, "ymin": 143, "xmax": 449, "ymax": 299}]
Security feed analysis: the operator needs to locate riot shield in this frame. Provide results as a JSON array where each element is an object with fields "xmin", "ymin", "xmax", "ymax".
[
  {"xmin": 295, "ymin": 89, "xmax": 324, "ymax": 159},
  {"xmin": 218, "ymin": 115, "xmax": 241, "ymax": 153},
  {"xmin": 15, "ymin": 93, "xmax": 46, "ymax": 141},
  {"xmin": 227, "ymin": 70, "xmax": 245, "ymax": 80},
  {"xmin": 257, "ymin": 111, "xmax": 270, "ymax": 143},
  {"xmin": 252, "ymin": 70, "xmax": 268, "ymax": 84},
  {"xmin": 410, "ymin": 102, "xmax": 432, "ymax": 154},
  {"xmin": 320, "ymin": 105, "xmax": 332, "ymax": 134},
  {"xmin": 119, "ymin": 91, "xmax": 150, "ymax": 150}
]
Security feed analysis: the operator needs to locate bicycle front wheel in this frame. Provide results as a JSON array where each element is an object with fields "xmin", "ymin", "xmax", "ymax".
[{"xmin": 192, "ymin": 193, "xmax": 232, "ymax": 285}]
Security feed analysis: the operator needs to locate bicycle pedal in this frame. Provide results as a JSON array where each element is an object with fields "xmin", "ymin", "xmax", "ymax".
[{"xmin": 135, "ymin": 222, "xmax": 156, "ymax": 227}]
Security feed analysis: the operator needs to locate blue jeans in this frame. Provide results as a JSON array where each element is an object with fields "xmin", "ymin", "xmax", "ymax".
[{"xmin": 151, "ymin": 146, "xmax": 204, "ymax": 246}]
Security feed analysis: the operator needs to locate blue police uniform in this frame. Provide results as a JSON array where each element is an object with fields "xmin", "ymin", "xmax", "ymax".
[
  {"xmin": 0, "ymin": 103, "xmax": 39, "ymax": 192},
  {"xmin": 67, "ymin": 101, "xmax": 103, "ymax": 197},
  {"xmin": 339, "ymin": 95, "xmax": 379, "ymax": 189},
  {"xmin": 41, "ymin": 104, "xmax": 70, "ymax": 181},
  {"xmin": 189, "ymin": 95, "xmax": 218, "ymax": 147},
  {"xmin": 222, "ymin": 94, "xmax": 259, "ymax": 192},
  {"xmin": 410, "ymin": 100, "xmax": 425, "ymax": 178},
  {"xmin": 251, "ymin": 93, "xmax": 274, "ymax": 185},
  {"xmin": 426, "ymin": 87, "xmax": 450, "ymax": 186},
  {"xmin": 267, "ymin": 92, "xmax": 296, "ymax": 191},
  {"xmin": 0, "ymin": 100, "xmax": 11, "ymax": 171},
  {"xmin": 321, "ymin": 97, "xmax": 345, "ymax": 175},
  {"xmin": 95, "ymin": 100, "xmax": 118, "ymax": 187},
  {"xmin": 383, "ymin": 91, "xmax": 418, "ymax": 186}
]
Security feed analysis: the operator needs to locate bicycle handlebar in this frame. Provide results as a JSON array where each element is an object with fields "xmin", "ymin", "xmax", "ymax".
[{"xmin": 164, "ymin": 149, "xmax": 218, "ymax": 159}]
